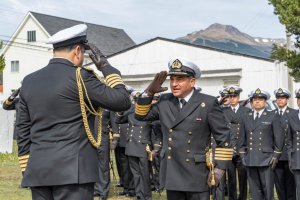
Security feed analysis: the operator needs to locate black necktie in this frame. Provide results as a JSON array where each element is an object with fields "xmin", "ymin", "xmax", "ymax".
[
  {"xmin": 254, "ymin": 112, "xmax": 259, "ymax": 121},
  {"xmin": 279, "ymin": 110, "xmax": 283, "ymax": 116},
  {"xmin": 180, "ymin": 99, "xmax": 187, "ymax": 109},
  {"xmin": 233, "ymin": 108, "xmax": 236, "ymax": 113}
]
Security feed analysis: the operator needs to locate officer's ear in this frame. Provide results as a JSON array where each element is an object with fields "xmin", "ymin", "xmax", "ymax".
[{"xmin": 190, "ymin": 77, "xmax": 196, "ymax": 86}]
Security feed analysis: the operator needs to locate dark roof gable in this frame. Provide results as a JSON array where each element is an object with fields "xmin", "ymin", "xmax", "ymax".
[{"xmin": 30, "ymin": 11, "xmax": 135, "ymax": 56}]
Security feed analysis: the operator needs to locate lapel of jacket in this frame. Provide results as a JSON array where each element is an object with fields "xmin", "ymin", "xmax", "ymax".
[
  {"xmin": 291, "ymin": 110, "xmax": 300, "ymax": 129},
  {"xmin": 252, "ymin": 109, "xmax": 268, "ymax": 131},
  {"xmin": 170, "ymin": 91, "xmax": 201, "ymax": 128},
  {"xmin": 166, "ymin": 95, "xmax": 180, "ymax": 121}
]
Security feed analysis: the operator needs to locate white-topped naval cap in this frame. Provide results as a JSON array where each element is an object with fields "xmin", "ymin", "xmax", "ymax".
[
  {"xmin": 249, "ymin": 88, "xmax": 270, "ymax": 100},
  {"xmin": 274, "ymin": 88, "xmax": 291, "ymax": 98},
  {"xmin": 47, "ymin": 24, "xmax": 88, "ymax": 48},
  {"xmin": 168, "ymin": 58, "xmax": 201, "ymax": 79}
]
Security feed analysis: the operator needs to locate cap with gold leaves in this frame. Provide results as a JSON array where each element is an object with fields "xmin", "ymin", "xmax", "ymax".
[
  {"xmin": 295, "ymin": 89, "xmax": 300, "ymax": 98},
  {"xmin": 153, "ymin": 93, "xmax": 161, "ymax": 100},
  {"xmin": 249, "ymin": 88, "xmax": 270, "ymax": 100},
  {"xmin": 225, "ymin": 85, "xmax": 242, "ymax": 95},
  {"xmin": 47, "ymin": 24, "xmax": 88, "ymax": 49},
  {"xmin": 219, "ymin": 88, "xmax": 229, "ymax": 97},
  {"xmin": 274, "ymin": 88, "xmax": 291, "ymax": 98},
  {"xmin": 168, "ymin": 58, "xmax": 201, "ymax": 79}
]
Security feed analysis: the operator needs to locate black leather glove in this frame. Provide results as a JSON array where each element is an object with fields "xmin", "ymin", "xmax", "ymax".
[
  {"xmin": 269, "ymin": 157, "xmax": 278, "ymax": 170},
  {"xmin": 8, "ymin": 88, "xmax": 20, "ymax": 101},
  {"xmin": 87, "ymin": 43, "xmax": 109, "ymax": 71},
  {"xmin": 207, "ymin": 168, "xmax": 225, "ymax": 187},
  {"xmin": 145, "ymin": 71, "xmax": 168, "ymax": 96}
]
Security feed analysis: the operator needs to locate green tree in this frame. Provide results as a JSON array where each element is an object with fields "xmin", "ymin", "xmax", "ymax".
[
  {"xmin": 269, "ymin": 0, "xmax": 300, "ymax": 82},
  {"xmin": 0, "ymin": 40, "xmax": 5, "ymax": 72}
]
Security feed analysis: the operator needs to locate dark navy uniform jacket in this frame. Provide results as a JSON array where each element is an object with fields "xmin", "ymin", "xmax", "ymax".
[
  {"xmin": 16, "ymin": 58, "xmax": 131, "ymax": 187},
  {"xmin": 135, "ymin": 91, "xmax": 232, "ymax": 192}
]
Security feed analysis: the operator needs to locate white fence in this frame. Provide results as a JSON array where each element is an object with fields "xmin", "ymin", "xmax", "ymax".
[{"xmin": 0, "ymin": 108, "xmax": 14, "ymax": 153}]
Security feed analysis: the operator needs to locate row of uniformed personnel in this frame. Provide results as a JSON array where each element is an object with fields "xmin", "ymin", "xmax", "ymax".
[{"xmin": 217, "ymin": 85, "xmax": 300, "ymax": 200}]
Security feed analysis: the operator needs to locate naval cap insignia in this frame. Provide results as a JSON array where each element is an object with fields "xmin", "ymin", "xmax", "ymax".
[
  {"xmin": 171, "ymin": 59, "xmax": 182, "ymax": 69},
  {"xmin": 201, "ymin": 102, "xmax": 205, "ymax": 107}
]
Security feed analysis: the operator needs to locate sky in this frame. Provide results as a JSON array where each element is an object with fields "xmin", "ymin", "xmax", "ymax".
[{"xmin": 0, "ymin": 0, "xmax": 287, "ymax": 44}]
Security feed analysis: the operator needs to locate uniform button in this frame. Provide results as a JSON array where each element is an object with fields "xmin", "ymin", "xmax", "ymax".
[
  {"xmin": 250, "ymin": 148, "xmax": 252, "ymax": 150},
  {"xmin": 127, "ymin": 128, "xmax": 129, "ymax": 130},
  {"xmin": 169, "ymin": 129, "xmax": 173, "ymax": 133},
  {"xmin": 188, "ymin": 132, "xmax": 192, "ymax": 135},
  {"xmin": 140, "ymin": 126, "xmax": 143, "ymax": 128},
  {"xmin": 259, "ymin": 143, "xmax": 262, "ymax": 146},
  {"xmin": 250, "ymin": 143, "xmax": 252, "ymax": 145},
  {"xmin": 297, "ymin": 143, "xmax": 299, "ymax": 146},
  {"xmin": 186, "ymin": 158, "xmax": 190, "ymax": 162},
  {"xmin": 186, "ymin": 149, "xmax": 190, "ymax": 153},
  {"xmin": 233, "ymin": 147, "xmax": 236, "ymax": 150},
  {"xmin": 130, "ymin": 139, "xmax": 132, "ymax": 142},
  {"xmin": 237, "ymin": 132, "xmax": 239, "ymax": 135},
  {"xmin": 259, "ymin": 138, "xmax": 262, "ymax": 140},
  {"xmin": 168, "ymin": 156, "xmax": 171, "ymax": 160},
  {"xmin": 259, "ymin": 148, "xmax": 262, "ymax": 151},
  {"xmin": 132, "ymin": 125, "xmax": 134, "ymax": 128},
  {"xmin": 211, "ymin": 142, "xmax": 213, "ymax": 145},
  {"xmin": 297, "ymin": 137, "xmax": 300, "ymax": 140},
  {"xmin": 139, "ymin": 135, "xmax": 141, "ymax": 138},
  {"xmin": 140, "ymin": 131, "xmax": 142, "ymax": 133},
  {"xmin": 237, "ymin": 128, "xmax": 240, "ymax": 130},
  {"xmin": 169, "ymin": 138, "xmax": 172, "ymax": 142},
  {"xmin": 138, "ymin": 140, "xmax": 140, "ymax": 143},
  {"xmin": 250, "ymin": 137, "xmax": 252, "ymax": 140},
  {"xmin": 188, "ymin": 140, "xmax": 191, "ymax": 144},
  {"xmin": 131, "ymin": 130, "xmax": 133, "ymax": 132},
  {"xmin": 225, "ymin": 142, "xmax": 229, "ymax": 147},
  {"xmin": 130, "ymin": 134, "xmax": 133, "ymax": 137},
  {"xmin": 260, "ymin": 132, "xmax": 262, "ymax": 134},
  {"xmin": 250, "ymin": 132, "xmax": 253, "ymax": 135},
  {"xmin": 297, "ymin": 148, "xmax": 300, "ymax": 151},
  {"xmin": 168, "ymin": 147, "xmax": 172, "ymax": 150},
  {"xmin": 297, "ymin": 132, "xmax": 299, "ymax": 135},
  {"xmin": 238, "ymin": 123, "xmax": 240, "ymax": 125}
]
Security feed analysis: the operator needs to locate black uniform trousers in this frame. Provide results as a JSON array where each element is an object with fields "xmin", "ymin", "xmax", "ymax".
[
  {"xmin": 274, "ymin": 161, "xmax": 296, "ymax": 200},
  {"xmin": 114, "ymin": 146, "xmax": 123, "ymax": 186},
  {"xmin": 31, "ymin": 183, "xmax": 94, "ymax": 200},
  {"xmin": 214, "ymin": 174, "xmax": 226, "ymax": 200},
  {"xmin": 227, "ymin": 155, "xmax": 247, "ymax": 200},
  {"xmin": 166, "ymin": 190, "xmax": 209, "ymax": 200},
  {"xmin": 247, "ymin": 166, "xmax": 274, "ymax": 200},
  {"xmin": 151, "ymin": 156, "xmax": 161, "ymax": 191},
  {"xmin": 115, "ymin": 146, "xmax": 135, "ymax": 195},
  {"xmin": 94, "ymin": 138, "xmax": 110, "ymax": 198},
  {"xmin": 129, "ymin": 156, "xmax": 152, "ymax": 200},
  {"xmin": 293, "ymin": 170, "xmax": 300, "ymax": 200}
]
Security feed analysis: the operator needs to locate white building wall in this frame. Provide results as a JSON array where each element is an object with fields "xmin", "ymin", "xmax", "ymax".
[
  {"xmin": 2, "ymin": 15, "xmax": 52, "ymax": 99},
  {"xmin": 109, "ymin": 39, "xmax": 289, "ymax": 101}
]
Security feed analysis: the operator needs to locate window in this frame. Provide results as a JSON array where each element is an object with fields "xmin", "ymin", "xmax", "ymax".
[
  {"xmin": 223, "ymin": 79, "xmax": 239, "ymax": 87},
  {"xmin": 11, "ymin": 61, "xmax": 19, "ymax": 72},
  {"xmin": 27, "ymin": 30, "xmax": 36, "ymax": 42}
]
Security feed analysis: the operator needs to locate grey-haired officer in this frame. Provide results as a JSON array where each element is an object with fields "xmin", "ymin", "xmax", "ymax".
[
  {"xmin": 287, "ymin": 89, "xmax": 300, "ymax": 199},
  {"xmin": 135, "ymin": 58, "xmax": 232, "ymax": 200},
  {"xmin": 223, "ymin": 86, "xmax": 250, "ymax": 200},
  {"xmin": 16, "ymin": 24, "xmax": 131, "ymax": 200},
  {"xmin": 239, "ymin": 88, "xmax": 284, "ymax": 200},
  {"xmin": 273, "ymin": 88, "xmax": 296, "ymax": 200}
]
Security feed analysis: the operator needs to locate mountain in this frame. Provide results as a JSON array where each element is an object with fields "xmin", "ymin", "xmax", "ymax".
[{"xmin": 177, "ymin": 23, "xmax": 286, "ymax": 58}]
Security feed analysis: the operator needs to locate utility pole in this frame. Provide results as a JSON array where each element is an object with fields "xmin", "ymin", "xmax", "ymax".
[{"xmin": 286, "ymin": 31, "xmax": 294, "ymax": 107}]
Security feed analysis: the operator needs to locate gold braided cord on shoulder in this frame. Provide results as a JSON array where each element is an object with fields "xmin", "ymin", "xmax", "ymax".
[{"xmin": 76, "ymin": 67, "xmax": 102, "ymax": 149}]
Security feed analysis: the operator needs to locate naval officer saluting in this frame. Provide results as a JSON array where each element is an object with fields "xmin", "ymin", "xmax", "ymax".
[{"xmin": 16, "ymin": 24, "xmax": 131, "ymax": 200}]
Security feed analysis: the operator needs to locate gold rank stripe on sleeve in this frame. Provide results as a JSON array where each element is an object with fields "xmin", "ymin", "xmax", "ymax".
[
  {"xmin": 18, "ymin": 154, "xmax": 29, "ymax": 172},
  {"xmin": 135, "ymin": 104, "xmax": 151, "ymax": 116},
  {"xmin": 105, "ymin": 74, "xmax": 124, "ymax": 88},
  {"xmin": 5, "ymin": 99, "xmax": 13, "ymax": 105},
  {"xmin": 214, "ymin": 148, "xmax": 233, "ymax": 161}
]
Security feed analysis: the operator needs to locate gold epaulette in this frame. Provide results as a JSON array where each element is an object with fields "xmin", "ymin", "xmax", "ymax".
[
  {"xmin": 214, "ymin": 148, "xmax": 233, "ymax": 161},
  {"xmin": 18, "ymin": 154, "xmax": 29, "ymax": 172},
  {"xmin": 105, "ymin": 74, "xmax": 124, "ymax": 88},
  {"xmin": 5, "ymin": 99, "xmax": 13, "ymax": 106},
  {"xmin": 135, "ymin": 103, "xmax": 151, "ymax": 116}
]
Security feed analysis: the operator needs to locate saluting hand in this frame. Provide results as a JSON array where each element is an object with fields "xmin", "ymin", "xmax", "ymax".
[
  {"xmin": 87, "ymin": 43, "xmax": 109, "ymax": 70},
  {"xmin": 145, "ymin": 71, "xmax": 168, "ymax": 96}
]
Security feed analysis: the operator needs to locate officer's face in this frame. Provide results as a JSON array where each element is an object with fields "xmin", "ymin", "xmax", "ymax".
[
  {"xmin": 229, "ymin": 95, "xmax": 240, "ymax": 107},
  {"xmin": 297, "ymin": 98, "xmax": 300, "ymax": 108},
  {"xmin": 252, "ymin": 97, "xmax": 266, "ymax": 111},
  {"xmin": 276, "ymin": 96, "xmax": 289, "ymax": 108},
  {"xmin": 170, "ymin": 75, "xmax": 195, "ymax": 98}
]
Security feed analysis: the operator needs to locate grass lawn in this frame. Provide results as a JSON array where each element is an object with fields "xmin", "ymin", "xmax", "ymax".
[{"xmin": 0, "ymin": 142, "xmax": 166, "ymax": 200}]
